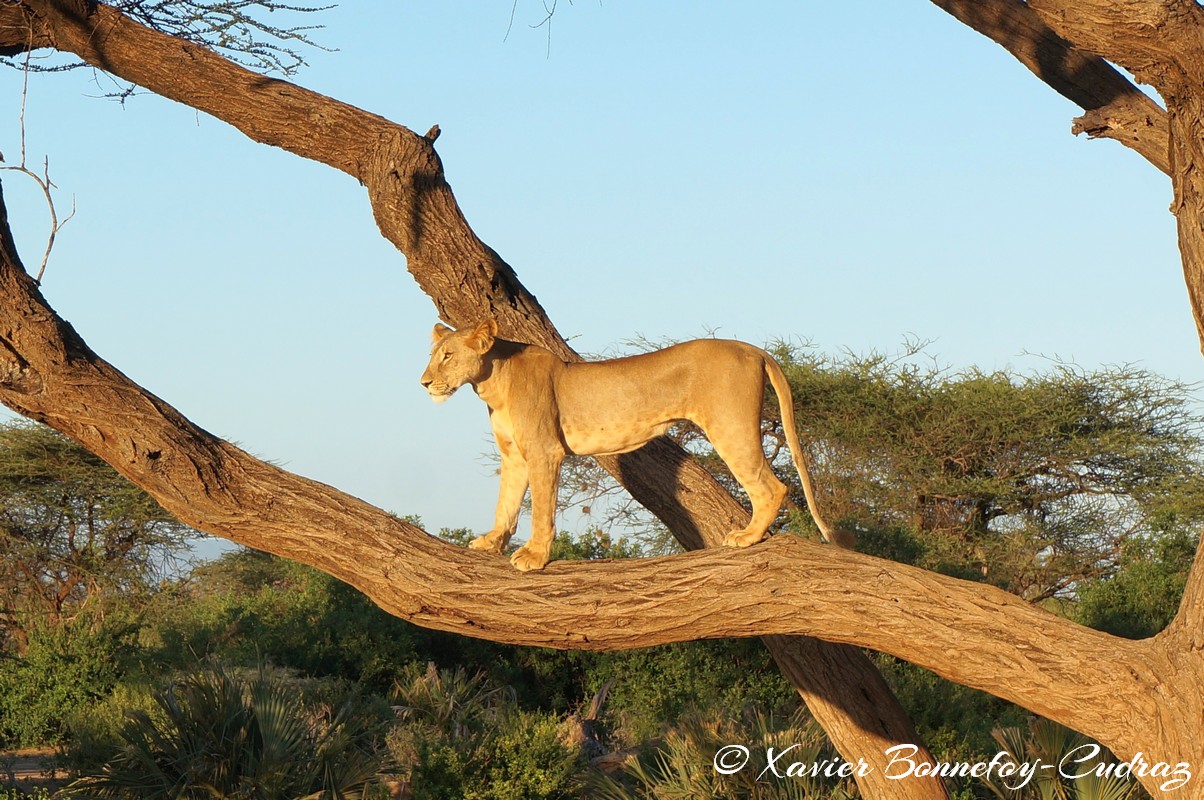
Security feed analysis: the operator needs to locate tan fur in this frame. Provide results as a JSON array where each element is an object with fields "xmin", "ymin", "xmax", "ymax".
[{"xmin": 420, "ymin": 319, "xmax": 850, "ymax": 571}]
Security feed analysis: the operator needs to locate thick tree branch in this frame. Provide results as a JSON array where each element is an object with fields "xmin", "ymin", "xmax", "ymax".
[
  {"xmin": 1025, "ymin": 0, "xmax": 1203, "ymax": 82},
  {"xmin": 0, "ymin": 1, "xmax": 45, "ymax": 55},
  {"xmin": 0, "ymin": 2, "xmax": 954, "ymax": 795},
  {"xmin": 1171, "ymin": 533, "xmax": 1204, "ymax": 650},
  {"xmin": 929, "ymin": 0, "xmax": 1170, "ymax": 174}
]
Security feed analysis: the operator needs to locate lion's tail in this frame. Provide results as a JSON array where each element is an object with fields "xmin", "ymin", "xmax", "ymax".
[{"xmin": 763, "ymin": 353, "xmax": 855, "ymax": 549}]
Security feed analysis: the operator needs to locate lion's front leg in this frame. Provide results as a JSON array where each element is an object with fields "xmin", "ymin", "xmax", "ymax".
[
  {"xmin": 470, "ymin": 434, "xmax": 528, "ymax": 554},
  {"xmin": 509, "ymin": 452, "xmax": 562, "ymax": 572}
]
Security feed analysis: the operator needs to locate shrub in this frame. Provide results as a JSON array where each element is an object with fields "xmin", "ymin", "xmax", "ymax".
[
  {"xmin": 59, "ymin": 680, "xmax": 160, "ymax": 776},
  {"xmin": 583, "ymin": 639, "xmax": 796, "ymax": 746},
  {"xmin": 386, "ymin": 663, "xmax": 583, "ymax": 799},
  {"xmin": 140, "ymin": 549, "xmax": 425, "ymax": 691},
  {"xmin": 0, "ymin": 618, "xmax": 134, "ymax": 747},
  {"xmin": 1075, "ymin": 529, "xmax": 1197, "ymax": 639},
  {"xmin": 61, "ymin": 662, "xmax": 390, "ymax": 800}
]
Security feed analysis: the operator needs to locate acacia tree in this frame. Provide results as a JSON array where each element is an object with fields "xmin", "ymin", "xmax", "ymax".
[
  {"xmin": 0, "ymin": 3, "xmax": 1202, "ymax": 799},
  {"xmin": 783, "ymin": 356, "xmax": 1204, "ymax": 600},
  {"xmin": 0, "ymin": 420, "xmax": 192, "ymax": 649}
]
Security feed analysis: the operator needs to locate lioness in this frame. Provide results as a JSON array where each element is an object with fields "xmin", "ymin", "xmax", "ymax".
[{"xmin": 420, "ymin": 319, "xmax": 847, "ymax": 571}]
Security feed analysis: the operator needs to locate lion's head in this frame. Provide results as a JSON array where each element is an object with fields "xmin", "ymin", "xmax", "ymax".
[{"xmin": 419, "ymin": 319, "xmax": 499, "ymax": 403}]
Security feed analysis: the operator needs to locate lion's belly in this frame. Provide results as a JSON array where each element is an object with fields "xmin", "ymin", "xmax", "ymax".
[{"xmin": 561, "ymin": 419, "xmax": 675, "ymax": 456}]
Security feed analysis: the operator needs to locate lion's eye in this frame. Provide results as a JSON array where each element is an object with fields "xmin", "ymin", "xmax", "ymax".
[{"xmin": 442, "ymin": 352, "xmax": 452, "ymax": 362}]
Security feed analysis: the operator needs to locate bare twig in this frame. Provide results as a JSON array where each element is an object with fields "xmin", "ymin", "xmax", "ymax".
[{"xmin": 0, "ymin": 46, "xmax": 75, "ymax": 284}]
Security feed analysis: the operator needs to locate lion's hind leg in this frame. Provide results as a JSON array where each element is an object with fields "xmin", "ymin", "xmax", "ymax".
[{"xmin": 704, "ymin": 417, "xmax": 788, "ymax": 548}]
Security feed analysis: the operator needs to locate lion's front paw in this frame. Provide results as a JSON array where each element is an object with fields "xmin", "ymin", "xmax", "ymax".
[
  {"xmin": 509, "ymin": 544, "xmax": 550, "ymax": 572},
  {"xmin": 722, "ymin": 528, "xmax": 767, "ymax": 548},
  {"xmin": 468, "ymin": 532, "xmax": 505, "ymax": 553}
]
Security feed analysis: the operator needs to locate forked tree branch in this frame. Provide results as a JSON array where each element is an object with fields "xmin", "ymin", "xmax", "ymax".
[
  {"xmin": 929, "ymin": 0, "xmax": 1170, "ymax": 174},
  {"xmin": 1025, "ymin": 0, "xmax": 1202, "ymax": 77}
]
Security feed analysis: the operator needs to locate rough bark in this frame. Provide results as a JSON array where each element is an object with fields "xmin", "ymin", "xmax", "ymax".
[{"xmin": 0, "ymin": 1, "xmax": 951, "ymax": 796}]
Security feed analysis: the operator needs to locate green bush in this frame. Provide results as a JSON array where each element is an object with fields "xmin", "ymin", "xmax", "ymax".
[
  {"xmin": 59, "ymin": 680, "xmax": 160, "ymax": 775},
  {"xmin": 0, "ymin": 618, "xmax": 135, "ymax": 747},
  {"xmin": 401, "ymin": 708, "xmax": 581, "ymax": 800},
  {"xmin": 1075, "ymin": 529, "xmax": 1198, "ymax": 639},
  {"xmin": 583, "ymin": 639, "xmax": 797, "ymax": 746},
  {"xmin": 386, "ymin": 663, "xmax": 583, "ymax": 800},
  {"xmin": 480, "ymin": 709, "xmax": 583, "ymax": 800},
  {"xmin": 140, "ymin": 549, "xmax": 425, "ymax": 691},
  {"xmin": 61, "ymin": 662, "xmax": 390, "ymax": 800}
]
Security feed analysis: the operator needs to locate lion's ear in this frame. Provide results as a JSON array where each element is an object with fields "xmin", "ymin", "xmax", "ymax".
[
  {"xmin": 431, "ymin": 323, "xmax": 454, "ymax": 343},
  {"xmin": 468, "ymin": 319, "xmax": 498, "ymax": 353}
]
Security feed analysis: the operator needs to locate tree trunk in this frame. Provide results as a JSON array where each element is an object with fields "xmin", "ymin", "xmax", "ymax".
[{"xmin": 0, "ymin": 1, "xmax": 951, "ymax": 796}]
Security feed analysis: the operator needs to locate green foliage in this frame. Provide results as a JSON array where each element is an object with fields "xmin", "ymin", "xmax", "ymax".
[
  {"xmin": 775, "ymin": 348, "xmax": 1204, "ymax": 599},
  {"xmin": 480, "ymin": 710, "xmax": 583, "ymax": 800},
  {"xmin": 391, "ymin": 661, "xmax": 516, "ymax": 736},
  {"xmin": 0, "ymin": 616, "xmax": 135, "ymax": 747},
  {"xmin": 59, "ymin": 680, "xmax": 161, "ymax": 775},
  {"xmin": 1074, "ymin": 529, "xmax": 1199, "ymax": 639},
  {"xmin": 61, "ymin": 662, "xmax": 389, "ymax": 800},
  {"xmin": 585, "ymin": 640, "xmax": 797, "ymax": 746},
  {"xmin": 549, "ymin": 529, "xmax": 645, "ymax": 562},
  {"xmin": 140, "ymin": 548, "xmax": 426, "ymax": 691},
  {"xmin": 137, "ymin": 543, "xmax": 573, "ymax": 713},
  {"xmin": 386, "ymin": 663, "xmax": 583, "ymax": 800}
]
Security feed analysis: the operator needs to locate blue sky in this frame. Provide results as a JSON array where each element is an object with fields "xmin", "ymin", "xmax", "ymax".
[{"xmin": 0, "ymin": 2, "xmax": 1195, "ymax": 553}]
